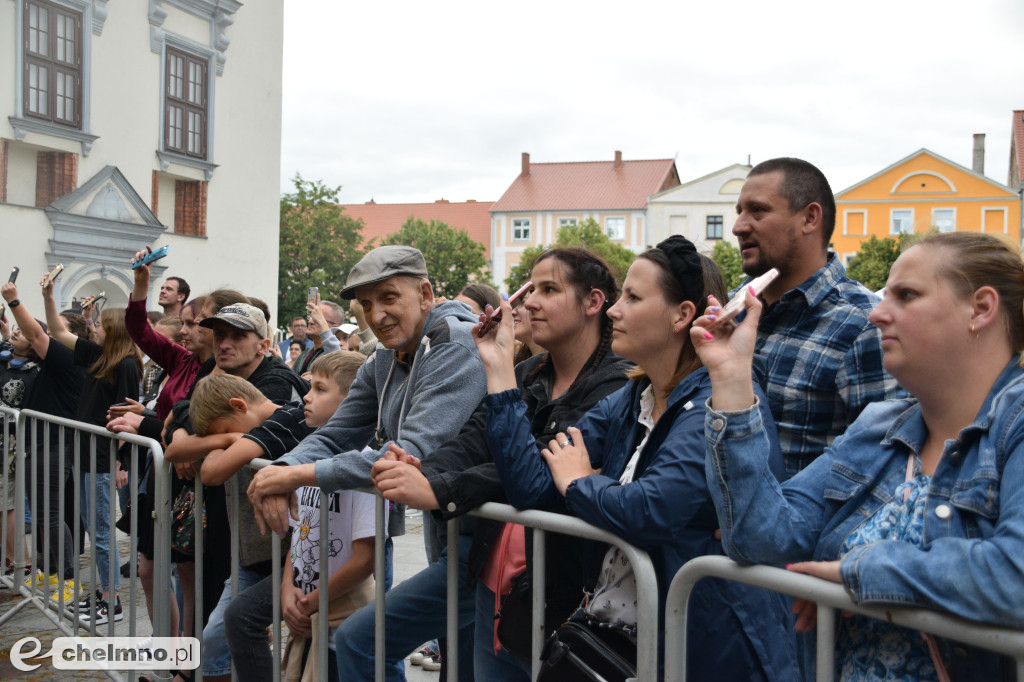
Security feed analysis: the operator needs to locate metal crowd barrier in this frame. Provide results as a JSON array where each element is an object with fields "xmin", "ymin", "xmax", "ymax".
[
  {"xmin": 451, "ymin": 503, "xmax": 661, "ymax": 681},
  {"xmin": 664, "ymin": 554, "xmax": 1024, "ymax": 681},
  {"xmin": 0, "ymin": 408, "xmax": 171, "ymax": 681}
]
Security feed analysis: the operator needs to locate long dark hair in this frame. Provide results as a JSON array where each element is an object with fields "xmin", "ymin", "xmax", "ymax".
[
  {"xmin": 90, "ymin": 308, "xmax": 143, "ymax": 382},
  {"xmin": 527, "ymin": 247, "xmax": 619, "ymax": 381}
]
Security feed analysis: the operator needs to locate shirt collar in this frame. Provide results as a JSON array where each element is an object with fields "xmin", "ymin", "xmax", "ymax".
[{"xmin": 782, "ymin": 252, "xmax": 846, "ymax": 309}]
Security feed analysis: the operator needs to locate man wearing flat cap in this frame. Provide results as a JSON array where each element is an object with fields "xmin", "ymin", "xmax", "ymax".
[{"xmin": 247, "ymin": 245, "xmax": 486, "ymax": 680}]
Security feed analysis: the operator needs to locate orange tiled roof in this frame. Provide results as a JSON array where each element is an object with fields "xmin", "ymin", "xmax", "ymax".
[
  {"xmin": 1013, "ymin": 110, "xmax": 1024, "ymax": 186},
  {"xmin": 491, "ymin": 155, "xmax": 680, "ymax": 213},
  {"xmin": 339, "ymin": 199, "xmax": 494, "ymax": 258}
]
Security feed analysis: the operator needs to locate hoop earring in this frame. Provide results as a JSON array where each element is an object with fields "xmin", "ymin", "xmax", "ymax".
[{"xmin": 970, "ymin": 324, "xmax": 979, "ymax": 339}]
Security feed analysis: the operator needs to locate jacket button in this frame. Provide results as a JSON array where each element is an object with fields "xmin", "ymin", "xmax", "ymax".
[
  {"xmin": 935, "ymin": 504, "xmax": 952, "ymax": 520},
  {"xmin": 447, "ymin": 502, "xmax": 456, "ymax": 513},
  {"xmin": 710, "ymin": 418, "xmax": 725, "ymax": 432}
]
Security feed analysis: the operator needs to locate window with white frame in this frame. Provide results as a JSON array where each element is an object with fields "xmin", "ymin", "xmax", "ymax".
[
  {"xmin": 558, "ymin": 217, "xmax": 577, "ymax": 228},
  {"xmin": 512, "ymin": 218, "xmax": 531, "ymax": 242},
  {"xmin": 932, "ymin": 208, "xmax": 955, "ymax": 233},
  {"xmin": 706, "ymin": 215, "xmax": 724, "ymax": 240},
  {"xmin": 606, "ymin": 217, "xmax": 625, "ymax": 241},
  {"xmin": 890, "ymin": 209, "xmax": 914, "ymax": 235}
]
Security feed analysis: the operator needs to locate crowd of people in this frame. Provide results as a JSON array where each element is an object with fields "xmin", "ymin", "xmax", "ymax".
[{"xmin": 1, "ymin": 156, "xmax": 1022, "ymax": 682}]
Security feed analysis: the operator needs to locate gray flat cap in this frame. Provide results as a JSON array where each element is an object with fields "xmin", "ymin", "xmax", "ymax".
[
  {"xmin": 199, "ymin": 302, "xmax": 269, "ymax": 338},
  {"xmin": 340, "ymin": 245, "xmax": 428, "ymax": 300}
]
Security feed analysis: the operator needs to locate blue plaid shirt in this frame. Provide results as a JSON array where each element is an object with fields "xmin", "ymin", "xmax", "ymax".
[{"xmin": 734, "ymin": 254, "xmax": 903, "ymax": 477}]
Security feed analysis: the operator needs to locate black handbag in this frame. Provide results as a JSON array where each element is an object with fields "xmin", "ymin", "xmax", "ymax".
[{"xmin": 536, "ymin": 613, "xmax": 637, "ymax": 682}]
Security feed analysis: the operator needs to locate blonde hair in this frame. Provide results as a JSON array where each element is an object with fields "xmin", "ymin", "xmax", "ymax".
[
  {"xmin": 189, "ymin": 374, "xmax": 268, "ymax": 437},
  {"xmin": 309, "ymin": 350, "xmax": 365, "ymax": 394}
]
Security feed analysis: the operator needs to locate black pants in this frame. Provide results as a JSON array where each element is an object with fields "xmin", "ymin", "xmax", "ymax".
[{"xmin": 31, "ymin": 432, "xmax": 75, "ymax": 580}]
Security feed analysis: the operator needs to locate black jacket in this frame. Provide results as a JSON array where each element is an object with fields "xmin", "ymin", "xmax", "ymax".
[{"xmin": 424, "ymin": 348, "xmax": 632, "ymax": 615}]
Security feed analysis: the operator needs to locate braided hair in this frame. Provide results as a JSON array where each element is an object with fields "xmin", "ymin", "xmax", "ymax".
[{"xmin": 525, "ymin": 247, "xmax": 619, "ymax": 383}]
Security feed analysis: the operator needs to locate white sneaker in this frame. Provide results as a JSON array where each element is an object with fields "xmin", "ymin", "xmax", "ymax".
[
  {"xmin": 78, "ymin": 596, "xmax": 123, "ymax": 626},
  {"xmin": 421, "ymin": 654, "xmax": 441, "ymax": 672}
]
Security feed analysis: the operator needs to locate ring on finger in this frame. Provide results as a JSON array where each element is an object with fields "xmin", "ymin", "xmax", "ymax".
[{"xmin": 558, "ymin": 440, "xmax": 570, "ymax": 447}]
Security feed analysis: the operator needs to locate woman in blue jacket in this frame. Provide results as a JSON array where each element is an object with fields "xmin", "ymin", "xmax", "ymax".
[
  {"xmin": 478, "ymin": 235, "xmax": 799, "ymax": 680},
  {"xmin": 693, "ymin": 232, "xmax": 1024, "ymax": 681}
]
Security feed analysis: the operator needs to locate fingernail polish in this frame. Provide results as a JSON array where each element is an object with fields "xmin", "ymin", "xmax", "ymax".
[
  {"xmin": 707, "ymin": 315, "xmax": 717, "ymax": 321},
  {"xmin": 785, "ymin": 563, "xmax": 793, "ymax": 569},
  {"xmin": 710, "ymin": 306, "xmax": 721, "ymax": 312},
  {"xmin": 748, "ymin": 285, "xmax": 756, "ymax": 296},
  {"xmin": 704, "ymin": 332, "xmax": 714, "ymax": 340},
  {"xmin": 502, "ymin": 293, "xmax": 509, "ymax": 301}
]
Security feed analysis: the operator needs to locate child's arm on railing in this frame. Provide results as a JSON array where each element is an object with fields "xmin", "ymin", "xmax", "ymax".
[
  {"xmin": 202, "ymin": 437, "xmax": 266, "ymax": 486},
  {"xmin": 164, "ymin": 432, "xmax": 240, "ymax": 463}
]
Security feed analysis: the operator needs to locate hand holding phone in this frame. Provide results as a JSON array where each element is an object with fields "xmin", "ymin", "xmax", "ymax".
[
  {"xmin": 131, "ymin": 244, "xmax": 169, "ymax": 270},
  {"xmin": 81, "ymin": 292, "xmax": 106, "ymax": 309},
  {"xmin": 704, "ymin": 268, "xmax": 779, "ymax": 330},
  {"xmin": 40, "ymin": 264, "xmax": 64, "ymax": 288},
  {"xmin": 8, "ymin": 267, "xmax": 19, "ymax": 284},
  {"xmin": 477, "ymin": 281, "xmax": 532, "ymax": 337}
]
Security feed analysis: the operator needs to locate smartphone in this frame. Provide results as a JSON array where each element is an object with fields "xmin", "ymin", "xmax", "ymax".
[
  {"xmin": 0, "ymin": 303, "xmax": 5, "ymax": 322},
  {"xmin": 131, "ymin": 244, "xmax": 170, "ymax": 270},
  {"xmin": 80, "ymin": 292, "xmax": 106, "ymax": 308},
  {"xmin": 40, "ymin": 263, "xmax": 64, "ymax": 287},
  {"xmin": 477, "ymin": 280, "xmax": 532, "ymax": 337},
  {"xmin": 308, "ymin": 286, "xmax": 319, "ymax": 303},
  {"xmin": 706, "ymin": 268, "xmax": 780, "ymax": 330},
  {"xmin": 8, "ymin": 267, "xmax": 19, "ymax": 283}
]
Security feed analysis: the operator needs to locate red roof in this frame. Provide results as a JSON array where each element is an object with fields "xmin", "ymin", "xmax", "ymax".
[
  {"xmin": 339, "ymin": 199, "xmax": 494, "ymax": 258},
  {"xmin": 490, "ymin": 154, "xmax": 680, "ymax": 213},
  {"xmin": 1013, "ymin": 110, "xmax": 1024, "ymax": 187}
]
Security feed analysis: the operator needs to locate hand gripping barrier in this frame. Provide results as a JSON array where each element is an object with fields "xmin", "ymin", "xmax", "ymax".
[{"xmin": 664, "ymin": 554, "xmax": 1024, "ymax": 681}]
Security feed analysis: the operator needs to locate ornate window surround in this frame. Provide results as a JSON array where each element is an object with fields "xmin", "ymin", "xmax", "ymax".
[{"xmin": 8, "ymin": 0, "xmax": 107, "ymax": 156}]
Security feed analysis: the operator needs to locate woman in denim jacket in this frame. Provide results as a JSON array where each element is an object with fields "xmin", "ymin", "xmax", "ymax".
[
  {"xmin": 479, "ymin": 236, "xmax": 800, "ymax": 681},
  {"xmin": 694, "ymin": 232, "xmax": 1024, "ymax": 681}
]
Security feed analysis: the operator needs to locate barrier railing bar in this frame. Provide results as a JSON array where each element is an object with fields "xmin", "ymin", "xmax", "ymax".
[
  {"xmin": 531, "ymin": 528, "xmax": 545, "ymax": 680},
  {"xmin": 194, "ymin": 465, "xmax": 205, "ymax": 682},
  {"xmin": 271, "ymin": 511, "xmax": 283, "ymax": 682},
  {"xmin": 229, "ymin": 472, "xmax": 240, "ymax": 682},
  {"xmin": 374, "ymin": 493, "xmax": 386, "ymax": 682},
  {"xmin": 445, "ymin": 523, "xmax": 459, "ymax": 682},
  {"xmin": 458, "ymin": 501, "xmax": 661, "ymax": 682},
  {"xmin": 664, "ymin": 555, "xmax": 1024, "ymax": 681},
  {"xmin": 318, "ymin": 486, "xmax": 329, "ymax": 679}
]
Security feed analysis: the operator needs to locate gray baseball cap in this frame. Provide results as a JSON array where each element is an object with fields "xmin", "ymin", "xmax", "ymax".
[
  {"xmin": 199, "ymin": 303, "xmax": 269, "ymax": 338},
  {"xmin": 340, "ymin": 245, "xmax": 428, "ymax": 300}
]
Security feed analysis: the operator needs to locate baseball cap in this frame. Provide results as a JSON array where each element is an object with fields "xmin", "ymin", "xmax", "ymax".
[
  {"xmin": 340, "ymin": 245, "xmax": 428, "ymax": 300},
  {"xmin": 337, "ymin": 323, "xmax": 358, "ymax": 335},
  {"xmin": 199, "ymin": 303, "xmax": 269, "ymax": 338}
]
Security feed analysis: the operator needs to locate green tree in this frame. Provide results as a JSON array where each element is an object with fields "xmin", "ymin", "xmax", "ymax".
[
  {"xmin": 710, "ymin": 241, "xmax": 745, "ymax": 290},
  {"xmin": 845, "ymin": 232, "xmax": 920, "ymax": 291},
  {"xmin": 504, "ymin": 218, "xmax": 636, "ymax": 290},
  {"xmin": 379, "ymin": 216, "xmax": 489, "ymax": 300},
  {"xmin": 278, "ymin": 174, "xmax": 366, "ymax": 326}
]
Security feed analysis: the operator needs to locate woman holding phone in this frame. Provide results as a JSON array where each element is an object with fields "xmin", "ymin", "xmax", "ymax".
[
  {"xmin": 476, "ymin": 236, "xmax": 798, "ymax": 680},
  {"xmin": 692, "ymin": 232, "xmax": 1024, "ymax": 680}
]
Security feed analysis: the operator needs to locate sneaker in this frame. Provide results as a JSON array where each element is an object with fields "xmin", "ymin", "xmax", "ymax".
[
  {"xmin": 421, "ymin": 653, "xmax": 442, "ymax": 672},
  {"xmin": 76, "ymin": 589, "xmax": 103, "ymax": 612},
  {"xmin": 79, "ymin": 595, "xmax": 123, "ymax": 626},
  {"xmin": 410, "ymin": 643, "xmax": 438, "ymax": 666},
  {"xmin": 51, "ymin": 579, "xmax": 80, "ymax": 605},
  {"xmin": 25, "ymin": 570, "xmax": 60, "ymax": 589}
]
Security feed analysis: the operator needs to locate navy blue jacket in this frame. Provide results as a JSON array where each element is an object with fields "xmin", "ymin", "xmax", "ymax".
[{"xmin": 487, "ymin": 367, "xmax": 800, "ymax": 680}]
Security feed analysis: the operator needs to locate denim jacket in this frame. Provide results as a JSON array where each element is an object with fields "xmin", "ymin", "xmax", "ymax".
[{"xmin": 706, "ymin": 359, "xmax": 1024, "ymax": 678}]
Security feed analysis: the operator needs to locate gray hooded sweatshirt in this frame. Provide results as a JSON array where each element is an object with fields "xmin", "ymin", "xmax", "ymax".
[{"xmin": 278, "ymin": 299, "xmax": 487, "ymax": 537}]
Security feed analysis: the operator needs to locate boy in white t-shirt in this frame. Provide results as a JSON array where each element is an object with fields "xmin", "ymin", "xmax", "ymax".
[{"xmin": 219, "ymin": 351, "xmax": 386, "ymax": 681}]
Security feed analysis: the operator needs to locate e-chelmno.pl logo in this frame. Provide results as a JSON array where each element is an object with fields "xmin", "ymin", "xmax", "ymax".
[{"xmin": 10, "ymin": 636, "xmax": 200, "ymax": 672}]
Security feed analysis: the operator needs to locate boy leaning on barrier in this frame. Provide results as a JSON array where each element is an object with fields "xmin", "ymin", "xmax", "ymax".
[{"xmin": 188, "ymin": 351, "xmax": 384, "ymax": 681}]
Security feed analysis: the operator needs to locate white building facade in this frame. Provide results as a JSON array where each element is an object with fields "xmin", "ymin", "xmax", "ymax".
[
  {"xmin": 0, "ymin": 0, "xmax": 283, "ymax": 315},
  {"xmin": 646, "ymin": 163, "xmax": 750, "ymax": 254}
]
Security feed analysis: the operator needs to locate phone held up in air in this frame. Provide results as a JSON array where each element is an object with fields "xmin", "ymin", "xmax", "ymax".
[
  {"xmin": 40, "ymin": 264, "xmax": 64, "ymax": 288},
  {"xmin": 8, "ymin": 267, "xmax": 19, "ymax": 283},
  {"xmin": 81, "ymin": 292, "xmax": 106, "ymax": 308},
  {"xmin": 131, "ymin": 245, "xmax": 170, "ymax": 270},
  {"xmin": 705, "ymin": 268, "xmax": 780, "ymax": 330},
  {"xmin": 477, "ymin": 280, "xmax": 532, "ymax": 337}
]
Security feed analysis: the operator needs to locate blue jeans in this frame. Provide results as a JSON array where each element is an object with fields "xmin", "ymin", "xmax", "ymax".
[
  {"xmin": 474, "ymin": 582, "xmax": 532, "ymax": 681},
  {"xmin": 202, "ymin": 565, "xmax": 264, "ymax": 675},
  {"xmin": 224, "ymin": 539, "xmax": 396, "ymax": 682},
  {"xmin": 334, "ymin": 535, "xmax": 476, "ymax": 682},
  {"xmin": 79, "ymin": 472, "xmax": 120, "ymax": 591}
]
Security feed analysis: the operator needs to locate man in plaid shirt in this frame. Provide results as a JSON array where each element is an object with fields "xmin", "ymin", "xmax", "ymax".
[{"xmin": 731, "ymin": 157, "xmax": 903, "ymax": 478}]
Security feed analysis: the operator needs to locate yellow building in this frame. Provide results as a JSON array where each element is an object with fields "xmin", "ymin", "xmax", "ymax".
[{"xmin": 833, "ymin": 148, "xmax": 1021, "ymax": 262}]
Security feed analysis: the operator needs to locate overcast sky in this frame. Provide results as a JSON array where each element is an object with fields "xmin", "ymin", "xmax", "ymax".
[{"xmin": 280, "ymin": 0, "xmax": 1024, "ymax": 206}]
